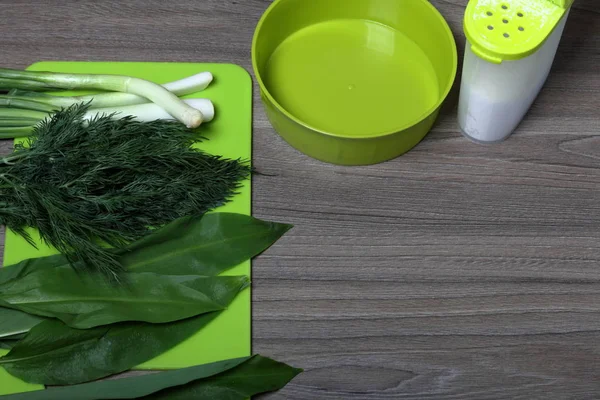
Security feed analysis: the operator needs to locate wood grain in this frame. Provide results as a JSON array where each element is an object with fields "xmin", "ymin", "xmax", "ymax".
[{"xmin": 1, "ymin": 0, "xmax": 599, "ymax": 398}]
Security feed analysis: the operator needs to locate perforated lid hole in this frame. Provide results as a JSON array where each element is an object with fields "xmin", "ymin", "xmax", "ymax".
[{"xmin": 503, "ymin": 33, "xmax": 510, "ymax": 38}]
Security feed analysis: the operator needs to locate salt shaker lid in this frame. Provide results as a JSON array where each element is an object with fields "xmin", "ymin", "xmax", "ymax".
[{"xmin": 464, "ymin": 0, "xmax": 573, "ymax": 64}]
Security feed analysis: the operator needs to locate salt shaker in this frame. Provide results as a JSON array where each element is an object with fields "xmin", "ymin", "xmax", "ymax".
[{"xmin": 458, "ymin": 0, "xmax": 572, "ymax": 143}]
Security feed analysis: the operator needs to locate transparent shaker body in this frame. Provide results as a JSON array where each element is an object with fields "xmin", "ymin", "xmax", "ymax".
[{"xmin": 458, "ymin": 10, "xmax": 570, "ymax": 143}]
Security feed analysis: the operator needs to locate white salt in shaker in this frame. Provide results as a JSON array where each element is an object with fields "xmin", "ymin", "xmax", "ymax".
[{"xmin": 458, "ymin": 0, "xmax": 573, "ymax": 143}]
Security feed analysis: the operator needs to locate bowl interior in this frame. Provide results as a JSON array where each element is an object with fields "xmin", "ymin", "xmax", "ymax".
[{"xmin": 253, "ymin": 0, "xmax": 457, "ymax": 139}]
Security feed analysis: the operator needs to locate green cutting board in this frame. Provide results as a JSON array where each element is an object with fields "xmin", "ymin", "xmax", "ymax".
[{"xmin": 0, "ymin": 61, "xmax": 252, "ymax": 396}]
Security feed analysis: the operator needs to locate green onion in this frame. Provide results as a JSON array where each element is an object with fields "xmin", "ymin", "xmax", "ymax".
[
  {"xmin": 0, "ymin": 108, "xmax": 48, "ymax": 121},
  {"xmin": 87, "ymin": 99, "xmax": 215, "ymax": 123},
  {"xmin": 0, "ymin": 96, "xmax": 57, "ymax": 113},
  {"xmin": 0, "ymin": 99, "xmax": 215, "ymax": 136},
  {"xmin": 10, "ymin": 71, "xmax": 213, "ymax": 109},
  {"xmin": 0, "ymin": 109, "xmax": 47, "ymax": 131},
  {"xmin": 0, "ymin": 68, "xmax": 204, "ymax": 128},
  {"xmin": 0, "ymin": 126, "xmax": 33, "ymax": 138},
  {"xmin": 0, "ymin": 78, "xmax": 57, "ymax": 91},
  {"xmin": 0, "ymin": 119, "xmax": 38, "ymax": 128}
]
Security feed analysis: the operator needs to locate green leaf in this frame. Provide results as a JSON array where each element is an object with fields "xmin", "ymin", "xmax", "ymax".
[
  {"xmin": 0, "ymin": 312, "xmax": 223, "ymax": 385},
  {"xmin": 144, "ymin": 355, "xmax": 303, "ymax": 400},
  {"xmin": 1, "ymin": 334, "xmax": 26, "ymax": 341},
  {"xmin": 0, "ymin": 355, "xmax": 301, "ymax": 400},
  {"xmin": 0, "ymin": 253, "xmax": 68, "ymax": 286},
  {"xmin": 0, "ymin": 213, "xmax": 292, "ymax": 280},
  {"xmin": 0, "ymin": 266, "xmax": 249, "ymax": 328},
  {"xmin": 0, "ymin": 308, "xmax": 44, "ymax": 339},
  {"xmin": 122, "ymin": 212, "xmax": 292, "ymax": 276},
  {"xmin": 0, "ymin": 357, "xmax": 247, "ymax": 399},
  {"xmin": 0, "ymin": 340, "xmax": 17, "ymax": 350},
  {"xmin": 0, "ymin": 333, "xmax": 27, "ymax": 340}
]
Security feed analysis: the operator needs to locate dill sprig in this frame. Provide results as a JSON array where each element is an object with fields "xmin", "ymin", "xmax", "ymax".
[{"xmin": 0, "ymin": 103, "xmax": 250, "ymax": 280}]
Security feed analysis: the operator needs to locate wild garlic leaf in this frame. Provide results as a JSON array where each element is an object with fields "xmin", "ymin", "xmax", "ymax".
[
  {"xmin": 122, "ymin": 212, "xmax": 293, "ymax": 276},
  {"xmin": 0, "ymin": 253, "xmax": 68, "ymax": 286},
  {"xmin": 0, "ymin": 340, "xmax": 17, "ymax": 350},
  {"xmin": 0, "ymin": 213, "xmax": 292, "ymax": 281},
  {"xmin": 0, "ymin": 269, "xmax": 249, "ymax": 329},
  {"xmin": 144, "ymin": 354, "xmax": 303, "ymax": 400},
  {"xmin": 0, "ymin": 308, "xmax": 44, "ymax": 339},
  {"xmin": 0, "ymin": 355, "xmax": 301, "ymax": 400},
  {"xmin": 0, "ymin": 312, "xmax": 222, "ymax": 385}
]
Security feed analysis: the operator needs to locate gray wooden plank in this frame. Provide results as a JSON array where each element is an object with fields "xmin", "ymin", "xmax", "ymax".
[{"xmin": 0, "ymin": 0, "xmax": 599, "ymax": 398}]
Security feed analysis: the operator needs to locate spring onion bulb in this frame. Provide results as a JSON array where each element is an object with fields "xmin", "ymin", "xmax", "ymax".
[
  {"xmin": 0, "ymin": 68, "xmax": 203, "ymax": 128},
  {"xmin": 85, "ymin": 99, "xmax": 215, "ymax": 123},
  {"xmin": 11, "ymin": 72, "xmax": 214, "ymax": 109},
  {"xmin": 162, "ymin": 72, "xmax": 213, "ymax": 96}
]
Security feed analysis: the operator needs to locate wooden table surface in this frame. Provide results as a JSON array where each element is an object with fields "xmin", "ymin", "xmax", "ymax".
[{"xmin": 1, "ymin": 0, "xmax": 599, "ymax": 398}]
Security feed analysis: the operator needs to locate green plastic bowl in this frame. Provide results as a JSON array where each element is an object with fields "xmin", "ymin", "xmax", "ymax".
[{"xmin": 252, "ymin": 0, "xmax": 458, "ymax": 165}]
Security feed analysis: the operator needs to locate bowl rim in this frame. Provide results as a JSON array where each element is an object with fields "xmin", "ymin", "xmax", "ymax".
[{"xmin": 251, "ymin": 0, "xmax": 458, "ymax": 140}]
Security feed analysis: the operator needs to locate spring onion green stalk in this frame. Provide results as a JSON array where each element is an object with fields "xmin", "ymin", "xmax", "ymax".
[
  {"xmin": 0, "ymin": 78, "xmax": 57, "ymax": 91},
  {"xmin": 0, "ymin": 109, "xmax": 48, "ymax": 121},
  {"xmin": 0, "ymin": 119, "xmax": 40, "ymax": 127},
  {"xmin": 0, "ymin": 96, "xmax": 57, "ymax": 113},
  {"xmin": 0, "ymin": 126, "xmax": 33, "ymax": 138},
  {"xmin": 0, "ymin": 68, "xmax": 203, "ymax": 128},
  {"xmin": 86, "ymin": 99, "xmax": 215, "ymax": 123},
  {"xmin": 0, "ymin": 108, "xmax": 48, "ymax": 130},
  {"xmin": 11, "ymin": 72, "xmax": 214, "ymax": 109}
]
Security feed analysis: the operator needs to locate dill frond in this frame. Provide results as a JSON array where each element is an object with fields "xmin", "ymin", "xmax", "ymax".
[{"xmin": 0, "ymin": 103, "xmax": 250, "ymax": 279}]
